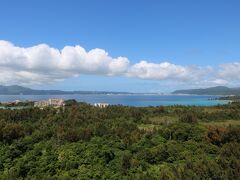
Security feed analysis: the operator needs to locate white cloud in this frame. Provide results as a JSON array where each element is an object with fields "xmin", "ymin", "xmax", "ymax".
[
  {"xmin": 210, "ymin": 79, "xmax": 228, "ymax": 85},
  {"xmin": 127, "ymin": 61, "xmax": 205, "ymax": 81},
  {"xmin": 218, "ymin": 62, "xmax": 240, "ymax": 80},
  {"xmin": 0, "ymin": 40, "xmax": 130, "ymax": 85},
  {"xmin": 0, "ymin": 40, "xmax": 239, "ymax": 87}
]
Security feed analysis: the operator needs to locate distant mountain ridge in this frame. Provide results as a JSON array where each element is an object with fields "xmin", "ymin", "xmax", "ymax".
[
  {"xmin": 0, "ymin": 85, "xmax": 130, "ymax": 95},
  {"xmin": 3, "ymin": 85, "xmax": 240, "ymax": 96},
  {"xmin": 172, "ymin": 86, "xmax": 240, "ymax": 95}
]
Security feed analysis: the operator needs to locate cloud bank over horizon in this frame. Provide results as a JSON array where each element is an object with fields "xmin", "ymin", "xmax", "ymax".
[{"xmin": 0, "ymin": 40, "xmax": 239, "ymax": 87}]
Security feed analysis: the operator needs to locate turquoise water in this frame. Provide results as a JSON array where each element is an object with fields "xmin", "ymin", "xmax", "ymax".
[{"xmin": 0, "ymin": 94, "xmax": 228, "ymax": 107}]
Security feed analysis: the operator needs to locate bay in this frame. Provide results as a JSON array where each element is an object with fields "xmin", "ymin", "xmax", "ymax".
[{"xmin": 0, "ymin": 94, "xmax": 228, "ymax": 107}]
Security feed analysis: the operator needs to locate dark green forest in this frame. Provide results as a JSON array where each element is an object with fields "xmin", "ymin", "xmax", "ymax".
[{"xmin": 0, "ymin": 101, "xmax": 240, "ymax": 179}]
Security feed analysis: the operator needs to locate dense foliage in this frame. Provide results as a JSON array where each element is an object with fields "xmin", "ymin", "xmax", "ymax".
[{"xmin": 0, "ymin": 101, "xmax": 239, "ymax": 179}]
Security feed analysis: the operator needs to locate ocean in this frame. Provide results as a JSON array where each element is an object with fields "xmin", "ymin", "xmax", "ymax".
[{"xmin": 0, "ymin": 94, "xmax": 228, "ymax": 107}]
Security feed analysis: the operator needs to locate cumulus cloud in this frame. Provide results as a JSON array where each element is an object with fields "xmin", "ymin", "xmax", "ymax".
[
  {"xmin": 0, "ymin": 40, "xmax": 239, "ymax": 86},
  {"xmin": 218, "ymin": 62, "xmax": 240, "ymax": 80},
  {"xmin": 210, "ymin": 79, "xmax": 228, "ymax": 85},
  {"xmin": 0, "ymin": 40, "xmax": 130, "ymax": 85},
  {"xmin": 127, "ymin": 61, "xmax": 206, "ymax": 81}
]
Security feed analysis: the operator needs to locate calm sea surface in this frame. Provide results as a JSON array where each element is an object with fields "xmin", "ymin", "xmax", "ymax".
[{"xmin": 0, "ymin": 94, "xmax": 228, "ymax": 107}]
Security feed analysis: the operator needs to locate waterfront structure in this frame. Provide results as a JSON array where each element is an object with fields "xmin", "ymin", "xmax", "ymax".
[
  {"xmin": 1, "ymin": 100, "xmax": 22, "ymax": 105},
  {"xmin": 1, "ymin": 100, "xmax": 29, "ymax": 105},
  {"xmin": 94, "ymin": 103, "xmax": 109, "ymax": 108},
  {"xmin": 34, "ymin": 99, "xmax": 65, "ymax": 108}
]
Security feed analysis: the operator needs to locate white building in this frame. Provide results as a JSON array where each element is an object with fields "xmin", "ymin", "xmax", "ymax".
[{"xmin": 94, "ymin": 103, "xmax": 109, "ymax": 108}]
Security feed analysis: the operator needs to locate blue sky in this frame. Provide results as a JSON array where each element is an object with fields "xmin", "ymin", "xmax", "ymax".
[{"xmin": 0, "ymin": 0, "xmax": 240, "ymax": 92}]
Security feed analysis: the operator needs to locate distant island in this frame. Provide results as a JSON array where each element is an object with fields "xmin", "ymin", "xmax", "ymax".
[
  {"xmin": 2, "ymin": 85, "xmax": 240, "ymax": 96},
  {"xmin": 0, "ymin": 85, "xmax": 131, "ymax": 95},
  {"xmin": 172, "ymin": 86, "xmax": 240, "ymax": 96}
]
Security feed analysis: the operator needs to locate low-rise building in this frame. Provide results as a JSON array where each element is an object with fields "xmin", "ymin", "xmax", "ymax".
[
  {"xmin": 1, "ymin": 102, "xmax": 15, "ymax": 105},
  {"xmin": 94, "ymin": 103, "xmax": 109, "ymax": 108},
  {"xmin": 34, "ymin": 99, "xmax": 65, "ymax": 108}
]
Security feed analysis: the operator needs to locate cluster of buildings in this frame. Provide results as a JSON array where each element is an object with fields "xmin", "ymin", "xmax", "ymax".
[
  {"xmin": 1, "ymin": 98, "xmax": 109, "ymax": 109},
  {"xmin": 34, "ymin": 99, "xmax": 65, "ymax": 108},
  {"xmin": 94, "ymin": 103, "xmax": 109, "ymax": 108},
  {"xmin": 34, "ymin": 100, "xmax": 108, "ymax": 109}
]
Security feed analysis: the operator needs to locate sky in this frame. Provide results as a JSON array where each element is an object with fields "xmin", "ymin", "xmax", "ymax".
[{"xmin": 0, "ymin": 0, "xmax": 240, "ymax": 92}]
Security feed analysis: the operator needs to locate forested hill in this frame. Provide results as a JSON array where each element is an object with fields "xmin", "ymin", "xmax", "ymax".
[
  {"xmin": 0, "ymin": 85, "xmax": 129, "ymax": 95},
  {"xmin": 0, "ymin": 101, "xmax": 239, "ymax": 179},
  {"xmin": 172, "ymin": 86, "xmax": 240, "ymax": 95}
]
